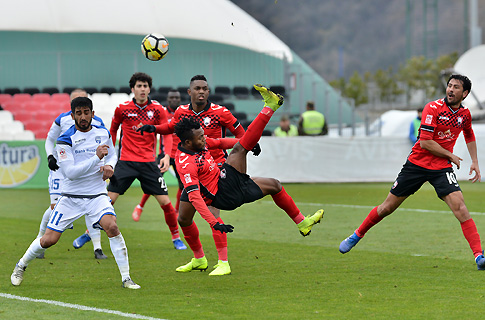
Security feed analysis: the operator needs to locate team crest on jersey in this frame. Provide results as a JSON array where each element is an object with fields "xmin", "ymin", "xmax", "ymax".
[
  {"xmin": 220, "ymin": 168, "xmax": 226, "ymax": 179},
  {"xmin": 184, "ymin": 173, "xmax": 192, "ymax": 184},
  {"xmin": 95, "ymin": 136, "xmax": 102, "ymax": 144},
  {"xmin": 203, "ymin": 117, "xmax": 211, "ymax": 126},
  {"xmin": 59, "ymin": 148, "xmax": 67, "ymax": 160},
  {"xmin": 147, "ymin": 111, "xmax": 154, "ymax": 119},
  {"xmin": 425, "ymin": 115, "xmax": 433, "ymax": 124},
  {"xmin": 457, "ymin": 116, "xmax": 463, "ymax": 125}
]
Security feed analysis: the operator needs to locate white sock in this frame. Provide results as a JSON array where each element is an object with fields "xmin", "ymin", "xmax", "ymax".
[
  {"xmin": 19, "ymin": 238, "xmax": 46, "ymax": 267},
  {"xmin": 37, "ymin": 207, "xmax": 52, "ymax": 238},
  {"xmin": 109, "ymin": 233, "xmax": 130, "ymax": 281},
  {"xmin": 86, "ymin": 222, "xmax": 102, "ymax": 251}
]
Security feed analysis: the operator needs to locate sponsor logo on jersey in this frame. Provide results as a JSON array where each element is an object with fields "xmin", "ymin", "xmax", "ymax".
[
  {"xmin": 184, "ymin": 173, "xmax": 192, "ymax": 184},
  {"xmin": 425, "ymin": 115, "xmax": 433, "ymax": 124},
  {"xmin": 439, "ymin": 116, "xmax": 449, "ymax": 121},
  {"xmin": 392, "ymin": 180, "xmax": 398, "ymax": 189},
  {"xmin": 128, "ymin": 113, "xmax": 138, "ymax": 117},
  {"xmin": 74, "ymin": 138, "xmax": 86, "ymax": 144},
  {"xmin": 438, "ymin": 129, "xmax": 454, "ymax": 140}
]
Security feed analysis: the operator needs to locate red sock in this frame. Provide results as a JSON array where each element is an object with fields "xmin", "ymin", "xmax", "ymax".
[
  {"xmin": 355, "ymin": 206, "xmax": 383, "ymax": 238},
  {"xmin": 212, "ymin": 217, "xmax": 228, "ymax": 261},
  {"xmin": 139, "ymin": 194, "xmax": 150, "ymax": 208},
  {"xmin": 239, "ymin": 107, "xmax": 274, "ymax": 151},
  {"xmin": 272, "ymin": 187, "xmax": 304, "ymax": 224},
  {"xmin": 461, "ymin": 218, "xmax": 483, "ymax": 258},
  {"xmin": 175, "ymin": 188, "xmax": 182, "ymax": 212},
  {"xmin": 181, "ymin": 222, "xmax": 204, "ymax": 258},
  {"xmin": 161, "ymin": 203, "xmax": 180, "ymax": 240}
]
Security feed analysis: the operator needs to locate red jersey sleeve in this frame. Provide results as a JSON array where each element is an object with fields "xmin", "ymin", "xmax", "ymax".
[
  {"xmin": 222, "ymin": 109, "xmax": 245, "ymax": 138},
  {"xmin": 110, "ymin": 106, "xmax": 122, "ymax": 145},
  {"xmin": 178, "ymin": 156, "xmax": 218, "ymax": 226},
  {"xmin": 418, "ymin": 102, "xmax": 437, "ymax": 141},
  {"xmin": 188, "ymin": 191, "xmax": 218, "ymax": 226},
  {"xmin": 463, "ymin": 109, "xmax": 476, "ymax": 143},
  {"xmin": 206, "ymin": 137, "xmax": 239, "ymax": 150}
]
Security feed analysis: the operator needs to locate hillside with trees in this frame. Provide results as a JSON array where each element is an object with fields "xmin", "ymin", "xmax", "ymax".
[{"xmin": 230, "ymin": 0, "xmax": 484, "ymax": 82}]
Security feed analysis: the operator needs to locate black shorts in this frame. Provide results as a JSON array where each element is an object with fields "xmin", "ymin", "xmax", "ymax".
[
  {"xmin": 107, "ymin": 160, "xmax": 168, "ymax": 196},
  {"xmin": 180, "ymin": 163, "xmax": 263, "ymax": 211},
  {"xmin": 390, "ymin": 160, "xmax": 461, "ymax": 199}
]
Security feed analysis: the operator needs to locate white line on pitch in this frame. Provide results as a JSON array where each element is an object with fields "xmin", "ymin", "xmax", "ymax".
[
  {"xmin": 0, "ymin": 293, "xmax": 168, "ymax": 320},
  {"xmin": 261, "ymin": 201, "xmax": 485, "ymax": 216}
]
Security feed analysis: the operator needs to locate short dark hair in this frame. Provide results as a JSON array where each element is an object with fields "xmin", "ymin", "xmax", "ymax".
[
  {"xmin": 306, "ymin": 101, "xmax": 315, "ymax": 109},
  {"xmin": 448, "ymin": 74, "xmax": 472, "ymax": 94},
  {"xmin": 129, "ymin": 72, "xmax": 152, "ymax": 89},
  {"xmin": 174, "ymin": 117, "xmax": 200, "ymax": 143},
  {"xmin": 168, "ymin": 89, "xmax": 180, "ymax": 94},
  {"xmin": 71, "ymin": 97, "xmax": 93, "ymax": 113},
  {"xmin": 190, "ymin": 75, "xmax": 207, "ymax": 84}
]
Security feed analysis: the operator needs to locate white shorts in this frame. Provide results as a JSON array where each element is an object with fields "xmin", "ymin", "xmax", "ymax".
[
  {"xmin": 47, "ymin": 195, "xmax": 116, "ymax": 233},
  {"xmin": 48, "ymin": 170, "xmax": 64, "ymax": 204}
]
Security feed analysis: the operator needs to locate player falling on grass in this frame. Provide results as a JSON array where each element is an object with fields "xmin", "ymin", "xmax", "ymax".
[
  {"xmin": 73, "ymin": 72, "xmax": 186, "ymax": 250},
  {"xmin": 166, "ymin": 85, "xmax": 324, "ymax": 276},
  {"xmin": 11, "ymin": 97, "xmax": 140, "ymax": 289},
  {"xmin": 40, "ymin": 88, "xmax": 108, "ymax": 260},
  {"xmin": 339, "ymin": 74, "xmax": 485, "ymax": 270},
  {"xmin": 136, "ymin": 74, "xmax": 246, "ymax": 266}
]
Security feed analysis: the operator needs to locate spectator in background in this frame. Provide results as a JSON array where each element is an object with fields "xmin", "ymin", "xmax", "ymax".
[
  {"xmin": 409, "ymin": 107, "xmax": 423, "ymax": 145},
  {"xmin": 298, "ymin": 101, "xmax": 328, "ymax": 136},
  {"xmin": 273, "ymin": 114, "xmax": 298, "ymax": 137}
]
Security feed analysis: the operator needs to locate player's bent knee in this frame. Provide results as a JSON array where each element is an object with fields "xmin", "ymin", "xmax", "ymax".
[
  {"xmin": 40, "ymin": 237, "xmax": 57, "ymax": 248},
  {"xmin": 178, "ymin": 216, "xmax": 193, "ymax": 227}
]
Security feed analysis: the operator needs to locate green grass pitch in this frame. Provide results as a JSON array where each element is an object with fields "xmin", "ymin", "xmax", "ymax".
[{"xmin": 1, "ymin": 182, "xmax": 485, "ymax": 319}]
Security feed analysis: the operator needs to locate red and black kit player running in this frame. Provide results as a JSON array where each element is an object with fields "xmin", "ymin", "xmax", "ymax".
[
  {"xmin": 160, "ymin": 84, "xmax": 324, "ymax": 276},
  {"xmin": 339, "ymin": 74, "xmax": 485, "ymax": 270},
  {"xmin": 103, "ymin": 72, "xmax": 185, "ymax": 250},
  {"xmin": 137, "ymin": 75, "xmax": 246, "ymax": 271}
]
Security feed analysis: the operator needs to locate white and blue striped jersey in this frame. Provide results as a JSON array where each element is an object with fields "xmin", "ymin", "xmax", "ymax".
[
  {"xmin": 46, "ymin": 111, "xmax": 105, "ymax": 158},
  {"xmin": 56, "ymin": 125, "xmax": 117, "ymax": 197}
]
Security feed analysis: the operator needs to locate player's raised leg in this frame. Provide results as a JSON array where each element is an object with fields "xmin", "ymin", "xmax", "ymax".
[{"xmin": 238, "ymin": 85, "xmax": 283, "ymax": 153}]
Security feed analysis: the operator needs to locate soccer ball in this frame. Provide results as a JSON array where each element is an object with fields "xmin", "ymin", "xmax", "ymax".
[{"xmin": 141, "ymin": 33, "xmax": 169, "ymax": 61}]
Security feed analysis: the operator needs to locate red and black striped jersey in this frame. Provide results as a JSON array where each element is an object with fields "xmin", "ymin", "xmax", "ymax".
[
  {"xmin": 408, "ymin": 98, "xmax": 475, "ymax": 170},
  {"xmin": 169, "ymin": 102, "xmax": 245, "ymax": 166},
  {"xmin": 110, "ymin": 98, "xmax": 170, "ymax": 162}
]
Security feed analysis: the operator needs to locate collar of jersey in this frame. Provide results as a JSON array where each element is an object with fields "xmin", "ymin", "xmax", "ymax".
[
  {"xmin": 177, "ymin": 142, "xmax": 201, "ymax": 155},
  {"xmin": 133, "ymin": 97, "xmax": 152, "ymax": 110},
  {"xmin": 189, "ymin": 100, "xmax": 212, "ymax": 115}
]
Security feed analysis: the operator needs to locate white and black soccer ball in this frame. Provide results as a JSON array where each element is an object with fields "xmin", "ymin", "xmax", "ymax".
[{"xmin": 141, "ymin": 33, "xmax": 169, "ymax": 61}]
